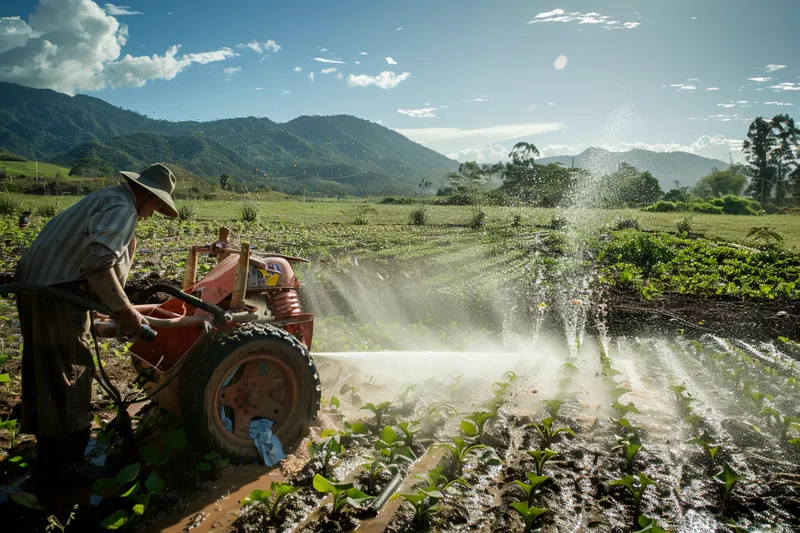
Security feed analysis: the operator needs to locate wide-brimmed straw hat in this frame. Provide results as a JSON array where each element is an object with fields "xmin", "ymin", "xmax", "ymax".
[{"xmin": 120, "ymin": 163, "xmax": 179, "ymax": 218}]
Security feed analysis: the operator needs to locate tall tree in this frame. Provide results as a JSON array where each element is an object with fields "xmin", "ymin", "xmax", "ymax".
[
  {"xmin": 692, "ymin": 168, "xmax": 748, "ymax": 198},
  {"xmin": 743, "ymin": 117, "xmax": 777, "ymax": 208},
  {"xmin": 219, "ymin": 173, "xmax": 233, "ymax": 190},
  {"xmin": 769, "ymin": 114, "xmax": 800, "ymax": 207},
  {"xmin": 447, "ymin": 161, "xmax": 485, "ymax": 193},
  {"xmin": 508, "ymin": 142, "xmax": 540, "ymax": 167}
]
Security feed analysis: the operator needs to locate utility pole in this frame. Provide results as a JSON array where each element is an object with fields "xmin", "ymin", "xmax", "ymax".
[{"xmin": 35, "ymin": 161, "xmax": 38, "ymax": 180}]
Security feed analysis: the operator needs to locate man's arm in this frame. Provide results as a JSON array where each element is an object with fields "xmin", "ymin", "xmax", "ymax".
[{"xmin": 85, "ymin": 267, "xmax": 145, "ymax": 336}]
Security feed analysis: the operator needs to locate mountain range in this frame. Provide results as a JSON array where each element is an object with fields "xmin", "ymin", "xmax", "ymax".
[{"xmin": 0, "ymin": 82, "xmax": 456, "ymax": 195}]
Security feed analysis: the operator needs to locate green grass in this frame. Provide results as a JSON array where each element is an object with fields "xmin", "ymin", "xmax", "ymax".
[{"xmin": 1, "ymin": 160, "xmax": 71, "ymax": 180}]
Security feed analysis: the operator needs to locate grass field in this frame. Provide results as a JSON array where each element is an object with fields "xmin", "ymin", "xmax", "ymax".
[
  {"xmin": 0, "ymin": 160, "xmax": 71, "ymax": 180},
  {"xmin": 7, "ymin": 194, "xmax": 800, "ymax": 249}
]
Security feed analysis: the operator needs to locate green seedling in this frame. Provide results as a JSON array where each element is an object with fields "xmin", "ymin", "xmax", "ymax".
[
  {"xmin": 759, "ymin": 406, "xmax": 800, "ymax": 437},
  {"xmin": 613, "ymin": 433, "xmax": 643, "ymax": 471},
  {"xmin": 417, "ymin": 465, "xmax": 469, "ymax": 494},
  {"xmin": 93, "ymin": 462, "xmax": 141, "ymax": 499},
  {"xmin": 438, "ymin": 437, "xmax": 488, "ymax": 475},
  {"xmin": 329, "ymin": 395, "xmax": 340, "ymax": 409},
  {"xmin": 447, "ymin": 374, "xmax": 464, "ymax": 392},
  {"xmin": 374, "ymin": 425, "xmax": 416, "ymax": 464},
  {"xmin": 0, "ymin": 415, "xmax": 19, "ymax": 449},
  {"xmin": 511, "ymin": 473, "xmax": 549, "ymax": 506},
  {"xmin": 543, "ymin": 399, "xmax": 565, "ymax": 418},
  {"xmin": 360, "ymin": 456, "xmax": 398, "ymax": 493},
  {"xmin": 509, "ymin": 502, "xmax": 548, "ymax": 532},
  {"xmin": 608, "ymin": 384, "xmax": 631, "ymax": 402},
  {"xmin": 415, "ymin": 403, "xmax": 459, "ymax": 431},
  {"xmin": 612, "ymin": 400, "xmax": 640, "ymax": 416},
  {"xmin": 138, "ymin": 428, "xmax": 187, "ymax": 466},
  {"xmin": 609, "ymin": 473, "xmax": 657, "ymax": 508},
  {"xmin": 610, "ymin": 417, "xmax": 644, "ymax": 436},
  {"xmin": 397, "ymin": 421, "xmax": 418, "ymax": 449},
  {"xmin": 338, "ymin": 421, "xmax": 369, "ymax": 445},
  {"xmin": 308, "ymin": 430, "xmax": 343, "ymax": 476},
  {"xmin": 197, "ymin": 451, "xmax": 230, "ymax": 472},
  {"xmin": 487, "ymin": 381, "xmax": 511, "ymax": 410},
  {"xmin": 393, "ymin": 383, "xmax": 419, "ymax": 408},
  {"xmin": 635, "ymin": 515, "xmax": 671, "ymax": 533},
  {"xmin": 686, "ymin": 431, "xmax": 720, "ymax": 462},
  {"xmin": 391, "ymin": 489, "xmax": 442, "ymax": 528},
  {"xmin": 312, "ymin": 474, "xmax": 374, "ymax": 516},
  {"xmin": 360, "ymin": 401, "xmax": 392, "ymax": 426},
  {"xmin": 528, "ymin": 417, "xmax": 576, "ymax": 446},
  {"xmin": 526, "ymin": 449, "xmax": 558, "ymax": 476},
  {"xmin": 502, "ymin": 371, "xmax": 518, "ymax": 382},
  {"xmin": 240, "ymin": 482, "xmax": 300, "ymax": 521},
  {"xmin": 460, "ymin": 410, "xmax": 495, "ymax": 439},
  {"xmin": 714, "ymin": 463, "xmax": 742, "ymax": 505}
]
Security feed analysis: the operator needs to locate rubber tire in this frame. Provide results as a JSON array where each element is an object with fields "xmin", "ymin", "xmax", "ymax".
[{"xmin": 180, "ymin": 323, "xmax": 321, "ymax": 463}]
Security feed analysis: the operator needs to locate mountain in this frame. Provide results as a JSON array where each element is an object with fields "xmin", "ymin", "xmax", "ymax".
[
  {"xmin": 0, "ymin": 82, "xmax": 456, "ymax": 195},
  {"xmin": 537, "ymin": 148, "xmax": 729, "ymax": 190}
]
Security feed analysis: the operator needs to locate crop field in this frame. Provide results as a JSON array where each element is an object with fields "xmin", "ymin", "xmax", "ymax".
[
  {"xmin": 0, "ymin": 161, "xmax": 71, "ymax": 180},
  {"xmin": 0, "ymin": 200, "xmax": 799, "ymax": 533}
]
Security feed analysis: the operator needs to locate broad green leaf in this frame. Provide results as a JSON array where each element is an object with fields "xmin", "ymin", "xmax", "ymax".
[
  {"xmin": 320, "ymin": 428, "xmax": 338, "ymax": 438},
  {"xmin": 203, "ymin": 451, "xmax": 219, "ymax": 461},
  {"xmin": 346, "ymin": 421, "xmax": 368, "ymax": 435},
  {"xmin": 101, "ymin": 510, "xmax": 129, "ymax": 530},
  {"xmin": 93, "ymin": 478, "xmax": 119, "ymax": 495},
  {"xmin": 164, "ymin": 428, "xmax": 187, "ymax": 453},
  {"xmin": 380, "ymin": 425, "xmax": 398, "ymax": 444},
  {"xmin": 10, "ymin": 492, "xmax": 41, "ymax": 509},
  {"xmin": 132, "ymin": 494, "xmax": 150, "ymax": 515},
  {"xmin": 139, "ymin": 445, "xmax": 169, "ymax": 466},
  {"xmin": 241, "ymin": 489, "xmax": 265, "ymax": 505},
  {"xmin": 0, "ymin": 373, "xmax": 10, "ymax": 383},
  {"xmin": 196, "ymin": 462, "xmax": 212, "ymax": 472},
  {"xmin": 216, "ymin": 458, "xmax": 230, "ymax": 469},
  {"xmin": 120, "ymin": 480, "xmax": 141, "ymax": 498},
  {"xmin": 330, "ymin": 396, "xmax": 340, "ymax": 408},
  {"xmin": 460, "ymin": 420, "xmax": 479, "ymax": 437},
  {"xmin": 145, "ymin": 471, "xmax": 165, "ymax": 494},
  {"xmin": 116, "ymin": 463, "xmax": 141, "ymax": 485},
  {"xmin": 273, "ymin": 482, "xmax": 299, "ymax": 497}
]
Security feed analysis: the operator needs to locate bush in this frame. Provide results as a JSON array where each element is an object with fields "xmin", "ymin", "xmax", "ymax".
[
  {"xmin": 512, "ymin": 214, "xmax": 523, "ymax": 227},
  {"xmin": 240, "ymin": 201, "xmax": 259, "ymax": 222},
  {"xmin": 36, "ymin": 200, "xmax": 59, "ymax": 218},
  {"xmin": 178, "ymin": 203, "xmax": 197, "ymax": 220},
  {"xmin": 0, "ymin": 194, "xmax": 22, "ymax": 215},
  {"xmin": 611, "ymin": 215, "xmax": 640, "ymax": 231},
  {"xmin": 350, "ymin": 204, "xmax": 377, "ymax": 225},
  {"xmin": 409, "ymin": 205, "xmax": 428, "ymax": 225},
  {"xmin": 437, "ymin": 194, "xmax": 474, "ymax": 206},
  {"xmin": 469, "ymin": 207, "xmax": 486, "ymax": 229},
  {"xmin": 690, "ymin": 203, "xmax": 724, "ymax": 214},
  {"xmin": 708, "ymin": 195, "xmax": 761, "ymax": 216},
  {"xmin": 675, "ymin": 216, "xmax": 693, "ymax": 235},
  {"xmin": 598, "ymin": 231, "xmax": 676, "ymax": 274},
  {"xmin": 643, "ymin": 201, "xmax": 681, "ymax": 213},
  {"xmin": 549, "ymin": 215, "xmax": 568, "ymax": 230}
]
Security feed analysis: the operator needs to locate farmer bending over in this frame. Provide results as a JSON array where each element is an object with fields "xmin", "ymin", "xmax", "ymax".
[{"xmin": 14, "ymin": 163, "xmax": 178, "ymax": 481}]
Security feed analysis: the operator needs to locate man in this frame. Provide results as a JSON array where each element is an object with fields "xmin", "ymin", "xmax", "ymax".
[{"xmin": 15, "ymin": 163, "xmax": 178, "ymax": 480}]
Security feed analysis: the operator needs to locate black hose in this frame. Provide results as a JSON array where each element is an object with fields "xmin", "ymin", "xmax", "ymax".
[
  {"xmin": 134, "ymin": 284, "xmax": 231, "ymax": 323},
  {"xmin": 368, "ymin": 472, "xmax": 405, "ymax": 514},
  {"xmin": 0, "ymin": 283, "xmax": 111, "ymax": 315}
]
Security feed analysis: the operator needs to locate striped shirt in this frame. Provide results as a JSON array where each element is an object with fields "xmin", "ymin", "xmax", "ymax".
[{"xmin": 16, "ymin": 183, "xmax": 139, "ymax": 287}]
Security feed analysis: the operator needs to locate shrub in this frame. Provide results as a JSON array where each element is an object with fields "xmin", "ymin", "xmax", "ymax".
[
  {"xmin": 469, "ymin": 208, "xmax": 486, "ymax": 229},
  {"xmin": 675, "ymin": 216, "xmax": 693, "ymax": 235},
  {"xmin": 709, "ymin": 195, "xmax": 761, "ymax": 216},
  {"xmin": 611, "ymin": 216, "xmax": 639, "ymax": 231},
  {"xmin": 409, "ymin": 205, "xmax": 428, "ymax": 225},
  {"xmin": 598, "ymin": 231, "xmax": 676, "ymax": 273},
  {"xmin": 690, "ymin": 203, "xmax": 723, "ymax": 214},
  {"xmin": 240, "ymin": 201, "xmax": 259, "ymax": 222},
  {"xmin": 643, "ymin": 200, "xmax": 680, "ymax": 212},
  {"xmin": 178, "ymin": 203, "xmax": 196, "ymax": 220},
  {"xmin": 437, "ymin": 193, "xmax": 474, "ymax": 206},
  {"xmin": 512, "ymin": 214, "xmax": 523, "ymax": 227},
  {"xmin": 350, "ymin": 204, "xmax": 377, "ymax": 225},
  {"xmin": 548, "ymin": 215, "xmax": 567, "ymax": 230},
  {"xmin": 36, "ymin": 200, "xmax": 59, "ymax": 218},
  {"xmin": 0, "ymin": 194, "xmax": 22, "ymax": 215}
]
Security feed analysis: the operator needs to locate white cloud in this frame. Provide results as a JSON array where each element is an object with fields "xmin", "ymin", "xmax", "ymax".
[
  {"xmin": 319, "ymin": 47, "xmax": 328, "ymax": 52},
  {"xmin": 321, "ymin": 67, "xmax": 337, "ymax": 74},
  {"xmin": 691, "ymin": 16, "xmax": 697, "ymax": 20},
  {"xmin": 223, "ymin": 66, "xmax": 240, "ymax": 80},
  {"xmin": 294, "ymin": 66, "xmax": 302, "ymax": 72},
  {"xmin": 669, "ymin": 83, "xmax": 698, "ymax": 91},
  {"xmin": 530, "ymin": 9, "xmax": 641, "ymax": 30},
  {"xmin": 314, "ymin": 57, "xmax": 345, "ymax": 64},
  {"xmin": 765, "ymin": 64, "xmax": 787, "ymax": 72},
  {"xmin": 748, "ymin": 77, "xmax": 772, "ymax": 83},
  {"xmin": 308, "ymin": 72, "xmax": 314, "ymax": 82},
  {"xmin": 359, "ymin": 52, "xmax": 367, "ymax": 55},
  {"xmin": 462, "ymin": 97, "xmax": 488, "ymax": 103},
  {"xmin": 769, "ymin": 82, "xmax": 800, "ymax": 91},
  {"xmin": 355, "ymin": 61, "xmax": 361, "ymax": 65},
  {"xmin": 764, "ymin": 101, "xmax": 793, "ymax": 106},
  {"xmin": 554, "ymin": 55, "xmax": 568, "ymax": 70},
  {"xmin": 281, "ymin": 90, "xmax": 291, "ymax": 95},
  {"xmin": 104, "ymin": 4, "xmax": 143, "ymax": 15},
  {"xmin": 397, "ymin": 27, "xmax": 403, "ymax": 31},
  {"xmin": 706, "ymin": 87, "xmax": 719, "ymax": 91},
  {"xmin": 385, "ymin": 57, "xmax": 397, "ymax": 65},
  {"xmin": 346, "ymin": 70, "xmax": 410, "ymax": 89},
  {"xmin": 396, "ymin": 122, "xmax": 566, "ymax": 145},
  {"xmin": 254, "ymin": 87, "xmax": 263, "ymax": 90},
  {"xmin": 397, "ymin": 107, "xmax": 438, "ymax": 118},
  {"xmin": 0, "ymin": 1, "xmax": 238, "ymax": 94},
  {"xmin": 538, "ymin": 135, "xmax": 744, "ymax": 162},
  {"xmin": 547, "ymin": 102, "xmax": 555, "ymax": 106},
  {"xmin": 448, "ymin": 144, "xmax": 510, "ymax": 162},
  {"xmin": 376, "ymin": 120, "xmax": 383, "ymax": 124},
  {"xmin": 237, "ymin": 40, "xmax": 281, "ymax": 54}
]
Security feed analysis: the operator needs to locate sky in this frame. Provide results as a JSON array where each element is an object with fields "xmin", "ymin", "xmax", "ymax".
[{"xmin": 1, "ymin": 0, "xmax": 799, "ymax": 164}]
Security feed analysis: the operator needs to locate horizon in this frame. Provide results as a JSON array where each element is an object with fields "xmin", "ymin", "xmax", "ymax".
[{"xmin": 2, "ymin": 1, "xmax": 799, "ymax": 164}]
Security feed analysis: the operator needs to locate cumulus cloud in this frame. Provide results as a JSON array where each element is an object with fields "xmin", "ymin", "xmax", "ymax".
[
  {"xmin": 0, "ymin": 0, "xmax": 237, "ymax": 94},
  {"xmin": 294, "ymin": 66, "xmax": 302, "ymax": 72},
  {"xmin": 237, "ymin": 40, "xmax": 281, "ymax": 54},
  {"xmin": 538, "ymin": 134, "xmax": 744, "ymax": 161},
  {"xmin": 104, "ymin": 4, "xmax": 143, "ymax": 16},
  {"xmin": 320, "ymin": 67, "xmax": 337, "ymax": 74},
  {"xmin": 346, "ymin": 70, "xmax": 410, "ymax": 89},
  {"xmin": 448, "ymin": 144, "xmax": 510, "ymax": 162},
  {"xmin": 355, "ymin": 60, "xmax": 361, "ymax": 65},
  {"xmin": 765, "ymin": 64, "xmax": 787, "ymax": 72},
  {"xmin": 397, "ymin": 107, "xmax": 438, "ymax": 118},
  {"xmin": 314, "ymin": 57, "xmax": 345, "ymax": 64},
  {"xmin": 396, "ymin": 122, "xmax": 565, "ymax": 145},
  {"xmin": 224, "ymin": 66, "xmax": 240, "ymax": 80},
  {"xmin": 748, "ymin": 77, "xmax": 772, "ymax": 83},
  {"xmin": 386, "ymin": 57, "xmax": 397, "ymax": 65},
  {"xmin": 668, "ymin": 83, "xmax": 698, "ymax": 91},
  {"xmin": 769, "ymin": 82, "xmax": 800, "ymax": 91},
  {"xmin": 530, "ymin": 9, "xmax": 640, "ymax": 30}
]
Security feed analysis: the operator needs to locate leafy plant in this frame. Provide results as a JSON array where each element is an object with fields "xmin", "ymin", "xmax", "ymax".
[
  {"xmin": 36, "ymin": 200, "xmax": 59, "ymax": 218},
  {"xmin": 635, "ymin": 515, "xmax": 671, "ymax": 533},
  {"xmin": 469, "ymin": 207, "xmax": 487, "ymax": 229},
  {"xmin": 360, "ymin": 401, "xmax": 392, "ymax": 426},
  {"xmin": 46, "ymin": 504, "xmax": 78, "ymax": 532},
  {"xmin": 338, "ymin": 420, "xmax": 369, "ymax": 444},
  {"xmin": 197, "ymin": 450, "xmax": 230, "ymax": 472},
  {"xmin": 0, "ymin": 415, "xmax": 19, "ymax": 450},
  {"xmin": 609, "ymin": 473, "xmax": 657, "ymax": 508},
  {"xmin": 509, "ymin": 502, "xmax": 548, "ymax": 531},
  {"xmin": 611, "ymin": 215, "xmax": 640, "ymax": 231},
  {"xmin": 543, "ymin": 399, "xmax": 565, "ymax": 418},
  {"xmin": 511, "ymin": 472, "xmax": 550, "ymax": 506},
  {"xmin": 548, "ymin": 215, "xmax": 567, "ymax": 230},
  {"xmin": 373, "ymin": 425, "xmax": 416, "ymax": 464},
  {"xmin": 714, "ymin": 463, "xmax": 742, "ymax": 505},
  {"xmin": 240, "ymin": 200, "xmax": 259, "ymax": 222},
  {"xmin": 686, "ymin": 431, "xmax": 720, "ymax": 462},
  {"xmin": 138, "ymin": 428, "xmax": 187, "ymax": 466},
  {"xmin": 397, "ymin": 421, "xmax": 418, "ymax": 449},
  {"xmin": 177, "ymin": 203, "xmax": 196, "ymax": 220},
  {"xmin": 393, "ymin": 383, "xmax": 419, "ymax": 408},
  {"xmin": 528, "ymin": 417, "xmax": 576, "ymax": 447},
  {"xmin": 308, "ymin": 430, "xmax": 343, "ymax": 476},
  {"xmin": 312, "ymin": 474, "xmax": 374, "ymax": 516},
  {"xmin": 437, "ymin": 437, "xmax": 488, "ymax": 475},
  {"xmin": 526, "ymin": 449, "xmax": 558, "ymax": 476},
  {"xmin": 610, "ymin": 417, "xmax": 644, "ymax": 436},
  {"xmin": 409, "ymin": 206, "xmax": 428, "ymax": 226},
  {"xmin": 746, "ymin": 225, "xmax": 783, "ymax": 246},
  {"xmin": 391, "ymin": 489, "xmax": 441, "ymax": 527},
  {"xmin": 613, "ymin": 433, "xmax": 643, "ymax": 471},
  {"xmin": 416, "ymin": 465, "xmax": 469, "ymax": 494},
  {"xmin": 240, "ymin": 482, "xmax": 300, "ymax": 521},
  {"xmin": 415, "ymin": 403, "xmax": 458, "ymax": 431},
  {"xmin": 0, "ymin": 194, "xmax": 22, "ymax": 215},
  {"xmin": 360, "ymin": 456, "xmax": 398, "ymax": 493},
  {"xmin": 675, "ymin": 215, "xmax": 693, "ymax": 235},
  {"xmin": 611, "ymin": 400, "xmax": 640, "ymax": 416},
  {"xmin": 460, "ymin": 411, "xmax": 495, "ymax": 439}
]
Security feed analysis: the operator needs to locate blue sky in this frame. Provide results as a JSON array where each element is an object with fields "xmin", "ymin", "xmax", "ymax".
[{"xmin": 1, "ymin": 0, "xmax": 799, "ymax": 163}]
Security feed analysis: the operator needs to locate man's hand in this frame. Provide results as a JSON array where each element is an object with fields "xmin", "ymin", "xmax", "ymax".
[{"xmin": 118, "ymin": 306, "xmax": 146, "ymax": 337}]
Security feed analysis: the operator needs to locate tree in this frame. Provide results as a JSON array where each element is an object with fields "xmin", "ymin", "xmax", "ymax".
[
  {"xmin": 68, "ymin": 157, "xmax": 114, "ymax": 177},
  {"xmin": 769, "ymin": 114, "xmax": 800, "ymax": 207},
  {"xmin": 508, "ymin": 142, "xmax": 540, "ymax": 168},
  {"xmin": 447, "ymin": 161, "xmax": 486, "ymax": 193},
  {"xmin": 692, "ymin": 168, "xmax": 748, "ymax": 198},
  {"xmin": 219, "ymin": 173, "xmax": 234, "ymax": 190},
  {"xmin": 743, "ymin": 117, "xmax": 778, "ymax": 208},
  {"xmin": 598, "ymin": 164, "xmax": 663, "ymax": 207}
]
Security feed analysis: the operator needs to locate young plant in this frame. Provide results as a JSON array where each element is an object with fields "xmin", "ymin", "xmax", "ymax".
[
  {"xmin": 511, "ymin": 473, "xmax": 550, "ymax": 506},
  {"xmin": 611, "ymin": 400, "xmax": 640, "ymax": 417},
  {"xmin": 308, "ymin": 430, "xmax": 343, "ymax": 476},
  {"xmin": 526, "ymin": 449, "xmax": 558, "ymax": 476},
  {"xmin": 393, "ymin": 383, "xmax": 419, "ymax": 408},
  {"xmin": 609, "ymin": 473, "xmax": 657, "ymax": 508},
  {"xmin": 338, "ymin": 421, "xmax": 369, "ymax": 445},
  {"xmin": 360, "ymin": 456, "xmax": 398, "ymax": 493},
  {"xmin": 240, "ymin": 482, "xmax": 300, "ymax": 521},
  {"xmin": 610, "ymin": 417, "xmax": 644, "ymax": 436},
  {"xmin": 635, "ymin": 515, "xmax": 670, "ymax": 533},
  {"xmin": 714, "ymin": 463, "xmax": 742, "ymax": 505},
  {"xmin": 686, "ymin": 431, "xmax": 720, "ymax": 462},
  {"xmin": 374, "ymin": 425, "xmax": 416, "ymax": 464},
  {"xmin": 415, "ymin": 403, "xmax": 458, "ymax": 432},
  {"xmin": 509, "ymin": 502, "xmax": 548, "ymax": 532},
  {"xmin": 460, "ymin": 410, "xmax": 495, "ymax": 439},
  {"xmin": 543, "ymin": 399, "xmax": 565, "ymax": 419},
  {"xmin": 313, "ymin": 474, "xmax": 374, "ymax": 516},
  {"xmin": 0, "ymin": 415, "xmax": 19, "ymax": 450},
  {"xmin": 197, "ymin": 451, "xmax": 230, "ymax": 472},
  {"xmin": 613, "ymin": 433, "xmax": 643, "ymax": 471},
  {"xmin": 417, "ymin": 466, "xmax": 469, "ymax": 494},
  {"xmin": 397, "ymin": 421, "xmax": 418, "ymax": 449},
  {"xmin": 438, "ymin": 437, "xmax": 488, "ymax": 475},
  {"xmin": 528, "ymin": 417, "xmax": 576, "ymax": 447},
  {"xmin": 391, "ymin": 489, "xmax": 442, "ymax": 527},
  {"xmin": 360, "ymin": 401, "xmax": 392, "ymax": 427}
]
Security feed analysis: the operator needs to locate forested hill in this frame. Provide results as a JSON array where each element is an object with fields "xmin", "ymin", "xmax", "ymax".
[{"xmin": 0, "ymin": 82, "xmax": 456, "ymax": 195}]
